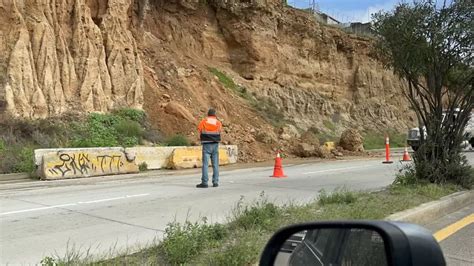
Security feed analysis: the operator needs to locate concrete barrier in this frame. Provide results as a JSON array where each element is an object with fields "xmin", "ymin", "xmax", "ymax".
[
  {"xmin": 126, "ymin": 145, "xmax": 238, "ymax": 170},
  {"xmin": 38, "ymin": 147, "xmax": 139, "ymax": 180},
  {"xmin": 125, "ymin": 147, "xmax": 175, "ymax": 170},
  {"xmin": 35, "ymin": 145, "xmax": 239, "ymax": 179},
  {"xmin": 167, "ymin": 147, "xmax": 231, "ymax": 169}
]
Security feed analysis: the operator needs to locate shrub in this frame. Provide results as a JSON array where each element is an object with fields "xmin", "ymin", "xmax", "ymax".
[
  {"xmin": 143, "ymin": 129, "xmax": 163, "ymax": 144},
  {"xmin": 161, "ymin": 220, "xmax": 227, "ymax": 265},
  {"xmin": 0, "ymin": 145, "xmax": 37, "ymax": 174},
  {"xmin": 393, "ymin": 166, "xmax": 419, "ymax": 187},
  {"xmin": 115, "ymin": 120, "xmax": 143, "ymax": 138},
  {"xmin": 165, "ymin": 134, "xmax": 190, "ymax": 146},
  {"xmin": 71, "ymin": 112, "xmax": 145, "ymax": 148},
  {"xmin": 115, "ymin": 119, "xmax": 144, "ymax": 147},
  {"xmin": 412, "ymin": 150, "xmax": 473, "ymax": 189},
  {"xmin": 139, "ymin": 162, "xmax": 148, "ymax": 172},
  {"xmin": 231, "ymin": 193, "xmax": 281, "ymax": 231},
  {"xmin": 114, "ymin": 108, "xmax": 146, "ymax": 123},
  {"xmin": 73, "ymin": 113, "xmax": 120, "ymax": 147}
]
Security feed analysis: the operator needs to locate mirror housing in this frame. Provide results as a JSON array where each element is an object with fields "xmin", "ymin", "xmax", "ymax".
[{"xmin": 260, "ymin": 221, "xmax": 445, "ymax": 266}]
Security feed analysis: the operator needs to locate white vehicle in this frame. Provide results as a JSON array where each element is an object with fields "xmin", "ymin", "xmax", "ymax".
[{"xmin": 406, "ymin": 109, "xmax": 474, "ymax": 151}]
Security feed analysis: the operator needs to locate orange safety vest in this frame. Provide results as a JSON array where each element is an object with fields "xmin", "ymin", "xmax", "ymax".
[{"xmin": 198, "ymin": 116, "xmax": 222, "ymax": 143}]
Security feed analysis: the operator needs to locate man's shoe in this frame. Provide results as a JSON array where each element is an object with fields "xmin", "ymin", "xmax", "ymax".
[
  {"xmin": 213, "ymin": 183, "xmax": 219, "ymax": 187},
  {"xmin": 196, "ymin": 183, "xmax": 208, "ymax": 188}
]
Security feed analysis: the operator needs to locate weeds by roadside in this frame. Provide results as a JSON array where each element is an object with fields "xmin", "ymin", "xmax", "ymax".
[
  {"xmin": 138, "ymin": 162, "xmax": 148, "ymax": 172},
  {"xmin": 43, "ymin": 183, "xmax": 462, "ymax": 265},
  {"xmin": 231, "ymin": 193, "xmax": 281, "ymax": 231},
  {"xmin": 160, "ymin": 219, "xmax": 227, "ymax": 265},
  {"xmin": 318, "ymin": 188, "xmax": 357, "ymax": 205},
  {"xmin": 40, "ymin": 242, "xmax": 96, "ymax": 266},
  {"xmin": 395, "ymin": 163, "xmax": 473, "ymax": 189}
]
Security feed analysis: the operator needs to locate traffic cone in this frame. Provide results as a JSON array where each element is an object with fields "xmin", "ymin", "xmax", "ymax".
[
  {"xmin": 382, "ymin": 136, "xmax": 393, "ymax": 164},
  {"xmin": 401, "ymin": 147, "xmax": 411, "ymax": 162},
  {"xmin": 270, "ymin": 151, "xmax": 287, "ymax": 178}
]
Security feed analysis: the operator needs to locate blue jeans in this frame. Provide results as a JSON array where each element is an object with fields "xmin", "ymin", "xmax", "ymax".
[{"xmin": 202, "ymin": 143, "xmax": 219, "ymax": 185}]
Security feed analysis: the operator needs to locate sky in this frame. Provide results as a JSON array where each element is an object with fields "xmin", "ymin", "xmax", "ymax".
[{"xmin": 289, "ymin": 0, "xmax": 401, "ymax": 23}]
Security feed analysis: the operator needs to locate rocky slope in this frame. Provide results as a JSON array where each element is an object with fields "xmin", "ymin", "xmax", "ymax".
[
  {"xmin": 0, "ymin": 0, "xmax": 144, "ymax": 119},
  {"xmin": 0, "ymin": 0, "xmax": 415, "ymax": 160}
]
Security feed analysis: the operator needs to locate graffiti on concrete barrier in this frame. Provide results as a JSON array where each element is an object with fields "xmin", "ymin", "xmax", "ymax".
[
  {"xmin": 97, "ymin": 155, "xmax": 124, "ymax": 172},
  {"xmin": 47, "ymin": 152, "xmax": 126, "ymax": 177},
  {"xmin": 48, "ymin": 153, "xmax": 91, "ymax": 176},
  {"xmin": 226, "ymin": 146, "xmax": 238, "ymax": 159}
]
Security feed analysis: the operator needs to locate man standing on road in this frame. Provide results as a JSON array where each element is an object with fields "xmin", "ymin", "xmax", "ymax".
[{"xmin": 196, "ymin": 108, "xmax": 222, "ymax": 188}]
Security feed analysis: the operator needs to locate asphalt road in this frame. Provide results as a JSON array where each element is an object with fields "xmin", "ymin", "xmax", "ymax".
[
  {"xmin": 425, "ymin": 205, "xmax": 474, "ymax": 266},
  {"xmin": 1, "ymin": 153, "xmax": 473, "ymax": 264}
]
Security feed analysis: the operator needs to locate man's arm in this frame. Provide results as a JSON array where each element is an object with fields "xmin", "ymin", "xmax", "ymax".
[{"xmin": 198, "ymin": 119, "xmax": 204, "ymax": 133}]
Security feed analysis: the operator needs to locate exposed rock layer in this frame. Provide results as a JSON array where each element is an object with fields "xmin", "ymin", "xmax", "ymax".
[{"xmin": 0, "ymin": 0, "xmax": 143, "ymax": 118}]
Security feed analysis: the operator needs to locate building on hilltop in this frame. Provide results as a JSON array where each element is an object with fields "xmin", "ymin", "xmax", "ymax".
[
  {"xmin": 346, "ymin": 22, "xmax": 373, "ymax": 36},
  {"xmin": 314, "ymin": 12, "xmax": 341, "ymax": 25}
]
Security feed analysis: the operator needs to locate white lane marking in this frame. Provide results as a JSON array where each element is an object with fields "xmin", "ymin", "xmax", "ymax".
[
  {"xmin": 302, "ymin": 165, "xmax": 376, "ymax": 175},
  {"xmin": 0, "ymin": 203, "xmax": 77, "ymax": 216},
  {"xmin": 0, "ymin": 194, "xmax": 150, "ymax": 216},
  {"xmin": 78, "ymin": 196, "xmax": 126, "ymax": 204},
  {"xmin": 126, "ymin": 193, "xmax": 150, "ymax": 198}
]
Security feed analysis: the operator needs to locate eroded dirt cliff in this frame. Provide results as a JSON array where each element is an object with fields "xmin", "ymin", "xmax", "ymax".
[
  {"xmin": 0, "ymin": 0, "xmax": 415, "ymax": 160},
  {"xmin": 0, "ymin": 0, "xmax": 144, "ymax": 119}
]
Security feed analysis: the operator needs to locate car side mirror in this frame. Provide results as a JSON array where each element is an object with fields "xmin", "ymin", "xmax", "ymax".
[{"xmin": 260, "ymin": 221, "xmax": 446, "ymax": 266}]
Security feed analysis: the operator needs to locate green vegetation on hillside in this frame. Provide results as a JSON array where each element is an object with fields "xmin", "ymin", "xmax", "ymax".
[
  {"xmin": 0, "ymin": 109, "xmax": 157, "ymax": 175},
  {"xmin": 71, "ymin": 109, "xmax": 146, "ymax": 148}
]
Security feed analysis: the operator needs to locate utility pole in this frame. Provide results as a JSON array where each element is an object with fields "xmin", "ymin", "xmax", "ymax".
[{"xmin": 310, "ymin": 0, "xmax": 316, "ymax": 13}]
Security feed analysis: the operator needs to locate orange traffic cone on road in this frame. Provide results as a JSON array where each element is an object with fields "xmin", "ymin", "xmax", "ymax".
[
  {"xmin": 382, "ymin": 136, "xmax": 393, "ymax": 164},
  {"xmin": 270, "ymin": 151, "xmax": 287, "ymax": 178},
  {"xmin": 401, "ymin": 146, "xmax": 412, "ymax": 162}
]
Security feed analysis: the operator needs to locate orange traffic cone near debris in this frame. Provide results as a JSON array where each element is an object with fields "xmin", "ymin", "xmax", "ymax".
[
  {"xmin": 271, "ymin": 151, "xmax": 287, "ymax": 178},
  {"xmin": 402, "ymin": 146, "xmax": 412, "ymax": 162},
  {"xmin": 382, "ymin": 136, "xmax": 393, "ymax": 164}
]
